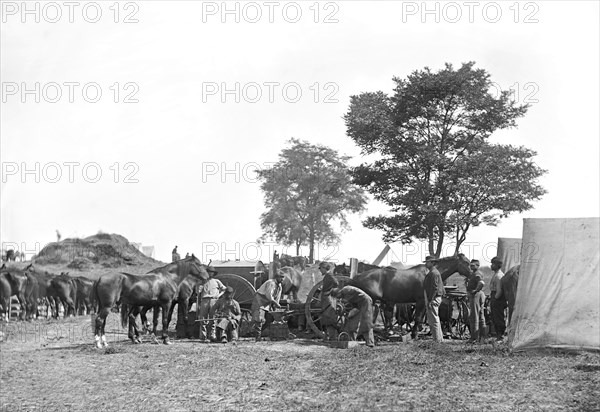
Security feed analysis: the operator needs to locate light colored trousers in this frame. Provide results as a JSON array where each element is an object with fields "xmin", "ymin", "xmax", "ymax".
[{"xmin": 425, "ymin": 295, "xmax": 443, "ymax": 343}]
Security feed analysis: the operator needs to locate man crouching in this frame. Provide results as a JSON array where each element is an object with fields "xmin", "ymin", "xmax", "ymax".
[
  {"xmin": 210, "ymin": 286, "xmax": 241, "ymax": 343},
  {"xmin": 332, "ymin": 286, "xmax": 375, "ymax": 348}
]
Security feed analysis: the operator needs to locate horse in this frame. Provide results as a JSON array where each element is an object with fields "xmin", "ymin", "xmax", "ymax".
[
  {"xmin": 279, "ymin": 254, "xmax": 307, "ymax": 271},
  {"xmin": 0, "ymin": 264, "xmax": 39, "ymax": 320},
  {"xmin": 92, "ymin": 255, "xmax": 209, "ymax": 348},
  {"xmin": 348, "ymin": 254, "xmax": 472, "ymax": 338},
  {"xmin": 50, "ymin": 273, "xmax": 77, "ymax": 318},
  {"xmin": 73, "ymin": 276, "xmax": 95, "ymax": 315},
  {"xmin": 0, "ymin": 265, "xmax": 12, "ymax": 321},
  {"xmin": 23, "ymin": 264, "xmax": 59, "ymax": 319},
  {"xmin": 140, "ymin": 272, "xmax": 205, "ymax": 341},
  {"xmin": 334, "ymin": 261, "xmax": 380, "ymax": 276},
  {"xmin": 279, "ymin": 266, "xmax": 303, "ymax": 302},
  {"xmin": 334, "ymin": 263, "xmax": 350, "ymax": 276}
]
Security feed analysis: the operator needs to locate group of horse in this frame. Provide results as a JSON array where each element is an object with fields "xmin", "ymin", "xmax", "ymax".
[
  {"xmin": 327, "ymin": 254, "xmax": 474, "ymax": 338},
  {"xmin": 1, "ymin": 249, "xmax": 26, "ymax": 263},
  {"xmin": 1, "ymin": 252, "xmax": 509, "ymax": 347},
  {"xmin": 0, "ymin": 263, "xmax": 94, "ymax": 321}
]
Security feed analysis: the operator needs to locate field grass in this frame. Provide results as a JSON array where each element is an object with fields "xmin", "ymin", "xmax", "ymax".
[{"xmin": 1, "ymin": 316, "xmax": 598, "ymax": 412}]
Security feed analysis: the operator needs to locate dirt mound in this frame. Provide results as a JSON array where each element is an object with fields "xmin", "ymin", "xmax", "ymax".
[{"xmin": 34, "ymin": 233, "xmax": 161, "ymax": 269}]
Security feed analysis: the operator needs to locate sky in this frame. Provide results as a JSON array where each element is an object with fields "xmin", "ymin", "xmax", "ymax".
[{"xmin": 1, "ymin": 1, "xmax": 599, "ymax": 266}]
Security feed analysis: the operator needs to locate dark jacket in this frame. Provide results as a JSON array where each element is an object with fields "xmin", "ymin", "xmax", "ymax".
[{"xmin": 423, "ymin": 267, "xmax": 445, "ymax": 302}]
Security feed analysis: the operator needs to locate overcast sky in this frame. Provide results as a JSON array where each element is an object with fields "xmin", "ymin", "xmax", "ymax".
[{"xmin": 1, "ymin": 1, "xmax": 598, "ymax": 266}]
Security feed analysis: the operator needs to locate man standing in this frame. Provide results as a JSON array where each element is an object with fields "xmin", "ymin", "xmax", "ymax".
[
  {"xmin": 197, "ymin": 266, "xmax": 226, "ymax": 342},
  {"xmin": 489, "ymin": 257, "xmax": 507, "ymax": 341},
  {"xmin": 211, "ymin": 286, "xmax": 242, "ymax": 343},
  {"xmin": 423, "ymin": 255, "xmax": 445, "ymax": 343},
  {"xmin": 466, "ymin": 259, "xmax": 486, "ymax": 343},
  {"xmin": 251, "ymin": 270, "xmax": 284, "ymax": 341},
  {"xmin": 172, "ymin": 246, "xmax": 180, "ymax": 262},
  {"xmin": 319, "ymin": 262, "xmax": 339, "ymax": 341},
  {"xmin": 332, "ymin": 285, "xmax": 375, "ymax": 348}
]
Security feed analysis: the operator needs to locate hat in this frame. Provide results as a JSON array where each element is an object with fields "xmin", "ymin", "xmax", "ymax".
[
  {"xmin": 224, "ymin": 286, "xmax": 234, "ymax": 295},
  {"xmin": 423, "ymin": 256, "xmax": 439, "ymax": 263},
  {"xmin": 491, "ymin": 257, "xmax": 503, "ymax": 265},
  {"xmin": 470, "ymin": 259, "xmax": 480, "ymax": 264},
  {"xmin": 206, "ymin": 266, "xmax": 218, "ymax": 274}
]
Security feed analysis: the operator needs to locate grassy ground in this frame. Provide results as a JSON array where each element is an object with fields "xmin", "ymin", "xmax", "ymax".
[{"xmin": 1, "ymin": 316, "xmax": 598, "ymax": 412}]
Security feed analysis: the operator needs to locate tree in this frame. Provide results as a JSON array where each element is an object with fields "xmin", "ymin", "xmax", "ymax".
[
  {"xmin": 257, "ymin": 138, "xmax": 367, "ymax": 262},
  {"xmin": 345, "ymin": 62, "xmax": 546, "ymax": 257}
]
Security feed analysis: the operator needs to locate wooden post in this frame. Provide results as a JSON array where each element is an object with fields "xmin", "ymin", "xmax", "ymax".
[{"xmin": 350, "ymin": 258, "xmax": 358, "ymax": 278}]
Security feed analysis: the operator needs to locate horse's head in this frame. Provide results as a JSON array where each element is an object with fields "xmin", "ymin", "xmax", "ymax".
[
  {"xmin": 334, "ymin": 263, "xmax": 350, "ymax": 276},
  {"xmin": 436, "ymin": 253, "xmax": 472, "ymax": 280},
  {"xmin": 184, "ymin": 254, "xmax": 210, "ymax": 284}
]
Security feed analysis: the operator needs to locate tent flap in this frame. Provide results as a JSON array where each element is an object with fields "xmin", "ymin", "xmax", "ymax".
[{"xmin": 509, "ymin": 218, "xmax": 600, "ymax": 352}]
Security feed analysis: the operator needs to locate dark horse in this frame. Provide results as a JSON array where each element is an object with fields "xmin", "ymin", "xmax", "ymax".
[
  {"xmin": 140, "ymin": 271, "xmax": 206, "ymax": 341},
  {"xmin": 93, "ymin": 255, "xmax": 209, "ymax": 348},
  {"xmin": 349, "ymin": 254, "xmax": 472, "ymax": 338}
]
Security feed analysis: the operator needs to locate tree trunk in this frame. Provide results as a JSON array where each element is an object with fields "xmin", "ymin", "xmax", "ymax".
[
  {"xmin": 435, "ymin": 228, "xmax": 444, "ymax": 258},
  {"xmin": 428, "ymin": 227, "xmax": 435, "ymax": 256},
  {"xmin": 295, "ymin": 241, "xmax": 300, "ymax": 256}
]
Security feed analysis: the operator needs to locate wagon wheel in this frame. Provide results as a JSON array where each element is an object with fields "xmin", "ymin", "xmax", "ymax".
[
  {"xmin": 305, "ymin": 276, "xmax": 351, "ymax": 339},
  {"xmin": 214, "ymin": 274, "xmax": 256, "ymax": 307}
]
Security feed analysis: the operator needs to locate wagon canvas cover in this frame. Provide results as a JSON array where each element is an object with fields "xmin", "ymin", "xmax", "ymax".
[
  {"xmin": 496, "ymin": 237, "xmax": 522, "ymax": 273},
  {"xmin": 509, "ymin": 218, "xmax": 600, "ymax": 352}
]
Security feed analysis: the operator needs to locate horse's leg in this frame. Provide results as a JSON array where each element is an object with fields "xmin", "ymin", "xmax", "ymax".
[
  {"xmin": 180, "ymin": 298, "xmax": 190, "ymax": 338},
  {"xmin": 161, "ymin": 302, "xmax": 172, "ymax": 344},
  {"xmin": 413, "ymin": 299, "xmax": 426, "ymax": 339},
  {"xmin": 128, "ymin": 306, "xmax": 142, "ymax": 344},
  {"xmin": 153, "ymin": 306, "xmax": 160, "ymax": 337},
  {"xmin": 95, "ymin": 307, "xmax": 110, "ymax": 348},
  {"xmin": 140, "ymin": 306, "xmax": 149, "ymax": 334},
  {"xmin": 17, "ymin": 294, "xmax": 26, "ymax": 320}
]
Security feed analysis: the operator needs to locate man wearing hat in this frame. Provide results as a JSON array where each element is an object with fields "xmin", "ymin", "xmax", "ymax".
[
  {"xmin": 423, "ymin": 256, "xmax": 445, "ymax": 343},
  {"xmin": 251, "ymin": 270, "xmax": 284, "ymax": 342},
  {"xmin": 489, "ymin": 257, "xmax": 507, "ymax": 341},
  {"xmin": 466, "ymin": 259, "xmax": 486, "ymax": 343},
  {"xmin": 197, "ymin": 266, "xmax": 226, "ymax": 342},
  {"xmin": 210, "ymin": 286, "xmax": 242, "ymax": 343}
]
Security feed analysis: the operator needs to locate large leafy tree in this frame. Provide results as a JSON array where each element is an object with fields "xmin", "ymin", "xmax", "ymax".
[
  {"xmin": 345, "ymin": 62, "xmax": 546, "ymax": 257},
  {"xmin": 257, "ymin": 138, "xmax": 367, "ymax": 262}
]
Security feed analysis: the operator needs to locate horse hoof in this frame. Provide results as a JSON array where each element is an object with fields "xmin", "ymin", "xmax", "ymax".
[
  {"xmin": 163, "ymin": 339, "xmax": 172, "ymax": 345},
  {"xmin": 96, "ymin": 342, "xmax": 103, "ymax": 349}
]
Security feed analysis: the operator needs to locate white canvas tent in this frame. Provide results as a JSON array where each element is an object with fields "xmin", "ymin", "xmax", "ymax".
[
  {"xmin": 496, "ymin": 237, "xmax": 522, "ymax": 273},
  {"xmin": 509, "ymin": 218, "xmax": 600, "ymax": 352}
]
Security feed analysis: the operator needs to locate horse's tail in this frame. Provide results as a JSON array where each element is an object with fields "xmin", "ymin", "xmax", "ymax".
[{"xmin": 120, "ymin": 302, "xmax": 129, "ymax": 329}]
